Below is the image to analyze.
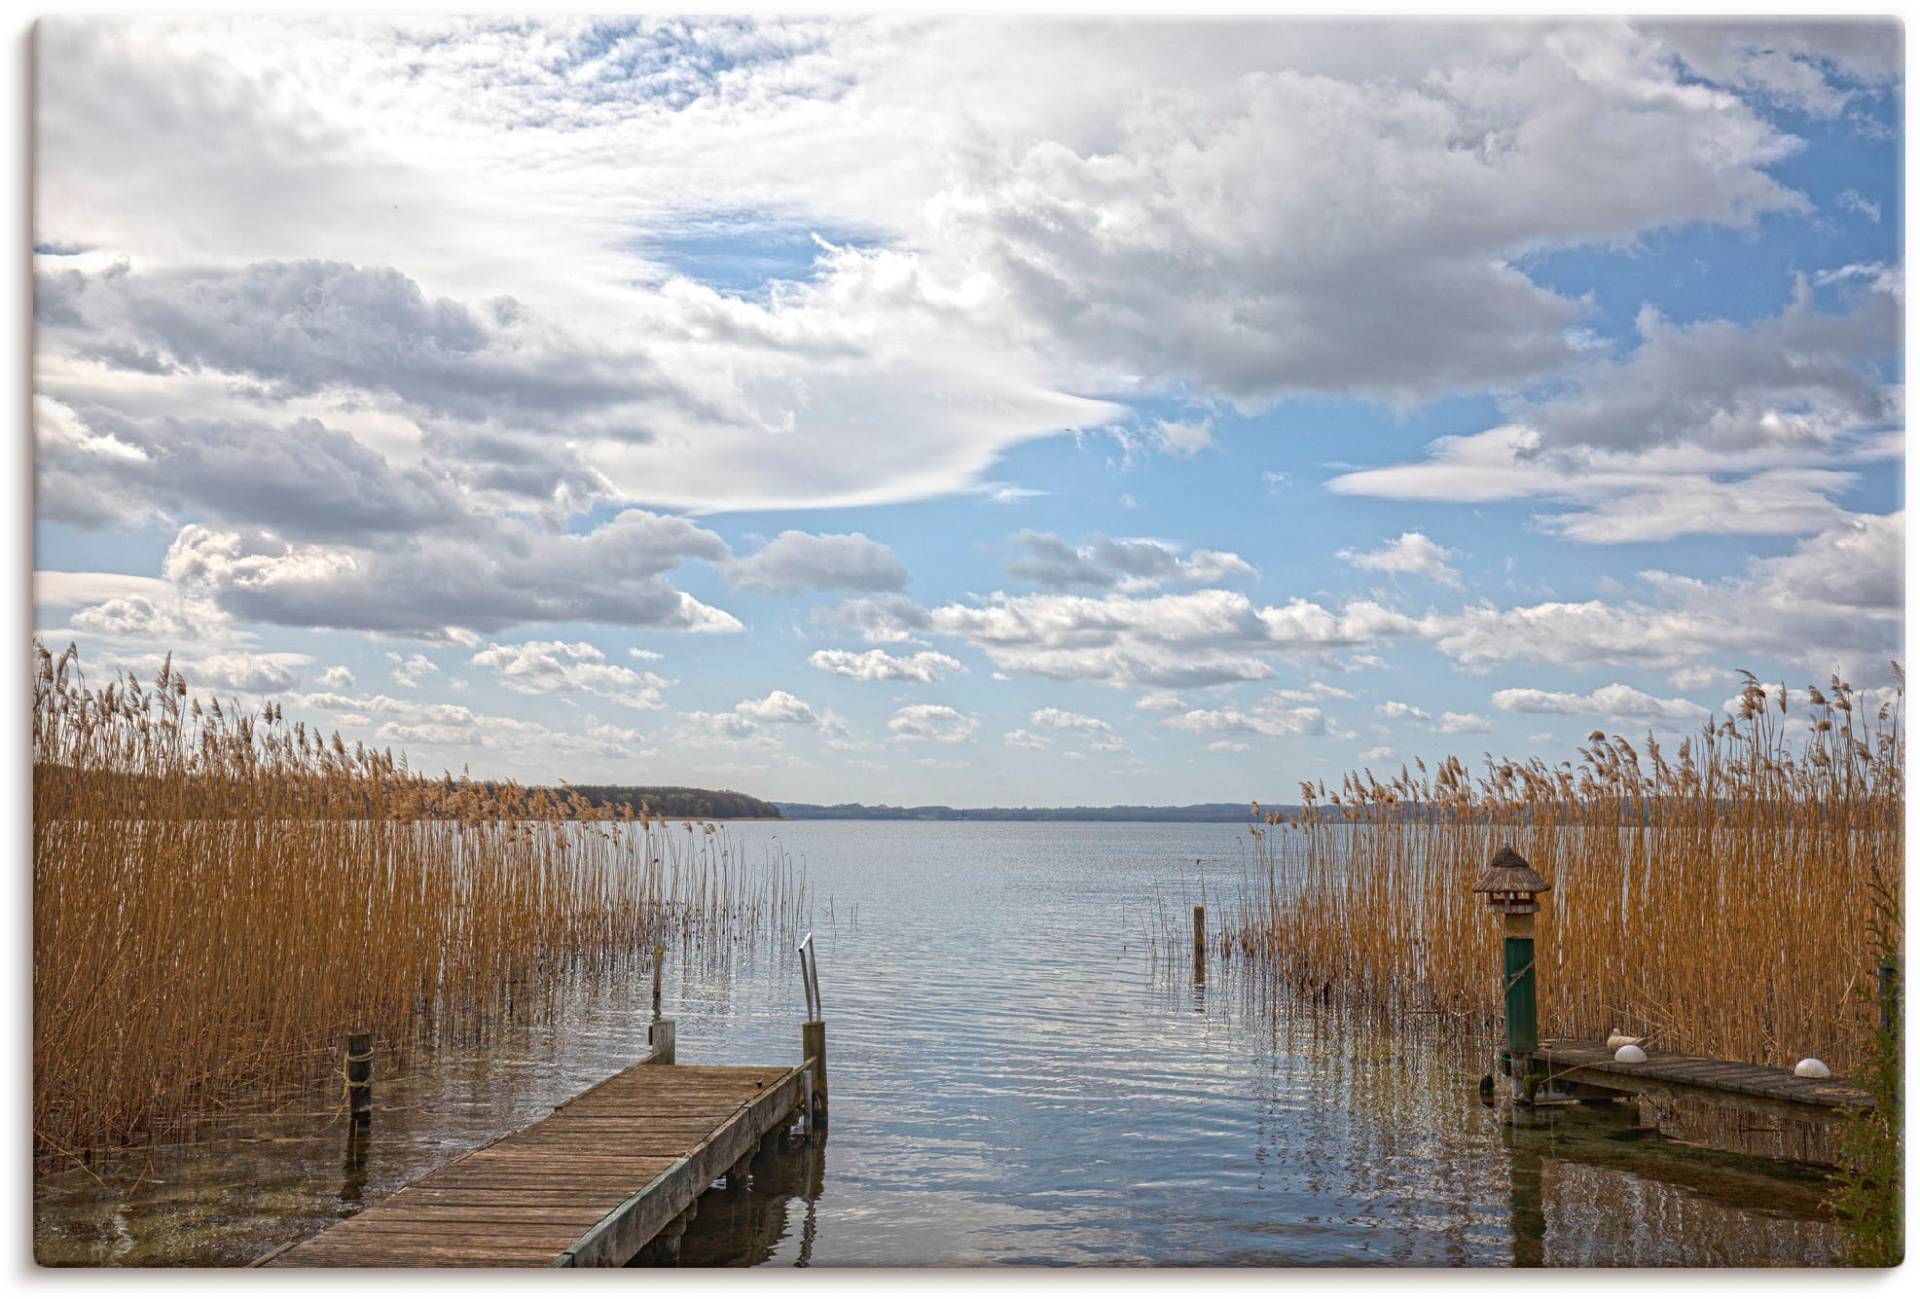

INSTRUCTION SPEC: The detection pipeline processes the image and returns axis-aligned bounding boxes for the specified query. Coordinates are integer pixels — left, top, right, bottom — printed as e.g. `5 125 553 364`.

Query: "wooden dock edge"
1538 1039 1871 1166
245 1026 682 1269
553 1060 812 1268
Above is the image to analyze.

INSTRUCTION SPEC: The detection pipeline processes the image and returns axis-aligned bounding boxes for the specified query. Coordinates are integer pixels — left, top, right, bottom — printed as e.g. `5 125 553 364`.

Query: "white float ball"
1794 1058 1832 1079
1613 1044 1648 1063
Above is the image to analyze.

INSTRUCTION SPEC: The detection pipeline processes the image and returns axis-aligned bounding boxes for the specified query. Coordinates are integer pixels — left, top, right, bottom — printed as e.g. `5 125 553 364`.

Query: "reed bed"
33 644 807 1157
1226 670 1903 1073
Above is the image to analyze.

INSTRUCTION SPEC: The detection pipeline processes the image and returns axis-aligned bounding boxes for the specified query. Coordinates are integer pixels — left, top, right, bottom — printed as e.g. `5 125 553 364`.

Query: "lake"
34 820 1841 1267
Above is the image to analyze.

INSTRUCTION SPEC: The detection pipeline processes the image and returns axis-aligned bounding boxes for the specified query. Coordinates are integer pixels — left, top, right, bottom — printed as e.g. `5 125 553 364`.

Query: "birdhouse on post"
1473 846 1551 1105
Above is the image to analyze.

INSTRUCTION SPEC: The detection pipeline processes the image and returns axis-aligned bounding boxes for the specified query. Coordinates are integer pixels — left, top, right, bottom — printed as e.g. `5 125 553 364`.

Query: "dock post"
1193 905 1206 977
652 944 664 1020
650 1017 676 1065
1472 847 1552 1107
1879 953 1903 1040
345 1031 373 1125
802 1019 828 1130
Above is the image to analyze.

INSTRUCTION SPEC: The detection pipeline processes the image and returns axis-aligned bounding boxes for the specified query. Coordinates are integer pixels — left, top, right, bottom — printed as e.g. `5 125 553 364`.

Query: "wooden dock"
1537 1038 1872 1166
255 1035 820 1267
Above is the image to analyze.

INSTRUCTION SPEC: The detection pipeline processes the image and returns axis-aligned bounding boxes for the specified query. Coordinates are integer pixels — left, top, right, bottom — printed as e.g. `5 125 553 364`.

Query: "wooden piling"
1879 953 1903 1040
650 1018 676 1066
345 1031 373 1124
801 1019 828 1128
652 944 665 1021
1192 905 1206 975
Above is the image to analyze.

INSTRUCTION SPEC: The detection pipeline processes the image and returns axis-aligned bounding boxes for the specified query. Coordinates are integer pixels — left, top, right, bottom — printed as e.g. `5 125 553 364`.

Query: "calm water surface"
35 821 1841 1267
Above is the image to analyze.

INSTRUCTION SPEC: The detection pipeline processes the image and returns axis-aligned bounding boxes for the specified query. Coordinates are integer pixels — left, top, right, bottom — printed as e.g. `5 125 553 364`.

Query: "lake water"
34 820 1842 1267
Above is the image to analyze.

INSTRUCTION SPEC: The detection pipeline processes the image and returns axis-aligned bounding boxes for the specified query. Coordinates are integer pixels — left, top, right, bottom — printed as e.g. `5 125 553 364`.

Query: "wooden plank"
554 1063 809 1268
258 1050 807 1269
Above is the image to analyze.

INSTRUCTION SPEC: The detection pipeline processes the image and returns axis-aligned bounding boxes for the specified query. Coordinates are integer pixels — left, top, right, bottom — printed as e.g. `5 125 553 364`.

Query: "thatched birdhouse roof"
1472 845 1551 896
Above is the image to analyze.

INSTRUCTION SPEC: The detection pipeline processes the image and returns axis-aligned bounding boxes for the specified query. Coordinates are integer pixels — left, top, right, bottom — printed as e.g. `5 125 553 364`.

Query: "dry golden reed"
32 643 806 1157
1227 668 1902 1073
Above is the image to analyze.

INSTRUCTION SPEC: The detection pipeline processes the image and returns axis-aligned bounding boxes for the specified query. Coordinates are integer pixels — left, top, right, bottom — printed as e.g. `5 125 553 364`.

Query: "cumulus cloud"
470 639 670 709
807 647 964 684
387 652 439 689
887 703 978 744
1421 512 1902 683
1005 531 1255 592
729 531 909 594
812 594 933 645
1337 532 1461 587
927 588 1418 689
1492 683 1711 724
677 689 821 751
1028 707 1128 752
32 16 1838 535
1329 274 1901 543
160 511 743 639
319 664 355 689
1003 728 1050 751
1165 692 1330 739
1436 711 1492 734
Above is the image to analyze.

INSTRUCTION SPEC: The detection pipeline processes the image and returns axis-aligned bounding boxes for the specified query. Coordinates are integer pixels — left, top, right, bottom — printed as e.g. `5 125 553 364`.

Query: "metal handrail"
797 931 822 1021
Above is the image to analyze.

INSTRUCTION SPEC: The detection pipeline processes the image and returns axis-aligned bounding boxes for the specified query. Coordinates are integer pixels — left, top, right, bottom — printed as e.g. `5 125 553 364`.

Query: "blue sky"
31 17 1904 804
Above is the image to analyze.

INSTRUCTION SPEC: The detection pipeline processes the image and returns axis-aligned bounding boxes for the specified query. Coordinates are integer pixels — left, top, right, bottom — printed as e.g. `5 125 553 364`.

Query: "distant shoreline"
772 801 1300 823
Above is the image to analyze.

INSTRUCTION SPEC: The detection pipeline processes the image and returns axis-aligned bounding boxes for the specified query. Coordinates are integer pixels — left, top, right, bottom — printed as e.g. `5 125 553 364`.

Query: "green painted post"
1473 846 1551 1108
1503 915 1539 1056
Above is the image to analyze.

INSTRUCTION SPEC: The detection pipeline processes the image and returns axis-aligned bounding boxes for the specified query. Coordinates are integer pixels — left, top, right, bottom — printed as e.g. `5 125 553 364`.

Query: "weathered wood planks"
257 1058 811 1268
1537 1038 1871 1166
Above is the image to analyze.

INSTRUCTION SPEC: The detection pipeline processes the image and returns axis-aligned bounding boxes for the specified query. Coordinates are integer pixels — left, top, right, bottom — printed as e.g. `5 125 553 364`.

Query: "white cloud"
1436 711 1492 734
807 647 965 684
1152 417 1213 457
470 639 670 709
887 703 978 744
1329 274 1901 544
33 16 1829 532
1337 532 1461 587
1165 693 1329 739
928 588 1417 689
1420 511 1902 683
1003 728 1050 751
1358 745 1395 762
1376 700 1431 723
1029 707 1128 752
729 531 910 594
677 690 820 752
386 652 439 689
1492 683 1709 724
1005 531 1255 591
319 664 354 688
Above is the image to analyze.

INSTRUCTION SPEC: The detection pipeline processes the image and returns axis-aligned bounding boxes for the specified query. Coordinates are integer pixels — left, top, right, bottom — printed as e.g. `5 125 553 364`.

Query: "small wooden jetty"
1537 1038 1872 1166
257 938 832 1268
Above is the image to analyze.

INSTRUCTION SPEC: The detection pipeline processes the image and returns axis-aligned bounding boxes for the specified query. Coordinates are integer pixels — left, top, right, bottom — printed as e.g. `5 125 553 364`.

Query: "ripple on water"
37 820 1843 1267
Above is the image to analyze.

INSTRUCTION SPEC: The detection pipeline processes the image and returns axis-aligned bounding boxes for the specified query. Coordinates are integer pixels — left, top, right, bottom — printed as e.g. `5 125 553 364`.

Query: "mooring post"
345 1030 373 1125
650 1017 676 1065
1192 905 1206 974
802 1019 828 1130
1879 953 1903 1041
652 943 665 1021
1471 847 1551 1107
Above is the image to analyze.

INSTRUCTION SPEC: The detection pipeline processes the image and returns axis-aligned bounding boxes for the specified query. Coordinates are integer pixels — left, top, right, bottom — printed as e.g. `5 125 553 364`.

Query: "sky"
29 15 1905 806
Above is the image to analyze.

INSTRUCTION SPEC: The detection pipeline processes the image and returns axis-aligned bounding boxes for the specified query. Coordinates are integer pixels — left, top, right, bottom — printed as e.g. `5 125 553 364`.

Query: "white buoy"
1794 1058 1832 1079
1606 1032 1643 1051
1613 1044 1648 1063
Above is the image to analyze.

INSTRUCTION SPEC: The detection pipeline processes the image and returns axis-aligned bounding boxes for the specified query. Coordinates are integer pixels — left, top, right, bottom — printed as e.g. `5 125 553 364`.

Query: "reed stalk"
32 643 806 1156
1226 669 1903 1073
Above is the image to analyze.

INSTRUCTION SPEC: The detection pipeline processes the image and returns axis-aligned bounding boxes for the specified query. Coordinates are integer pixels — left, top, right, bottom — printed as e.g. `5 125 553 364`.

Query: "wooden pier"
254 1026 823 1267
1537 1038 1872 1166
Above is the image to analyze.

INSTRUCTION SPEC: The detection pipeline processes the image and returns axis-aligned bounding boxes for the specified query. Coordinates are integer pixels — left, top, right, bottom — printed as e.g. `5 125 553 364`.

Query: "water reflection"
36 821 1845 1268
